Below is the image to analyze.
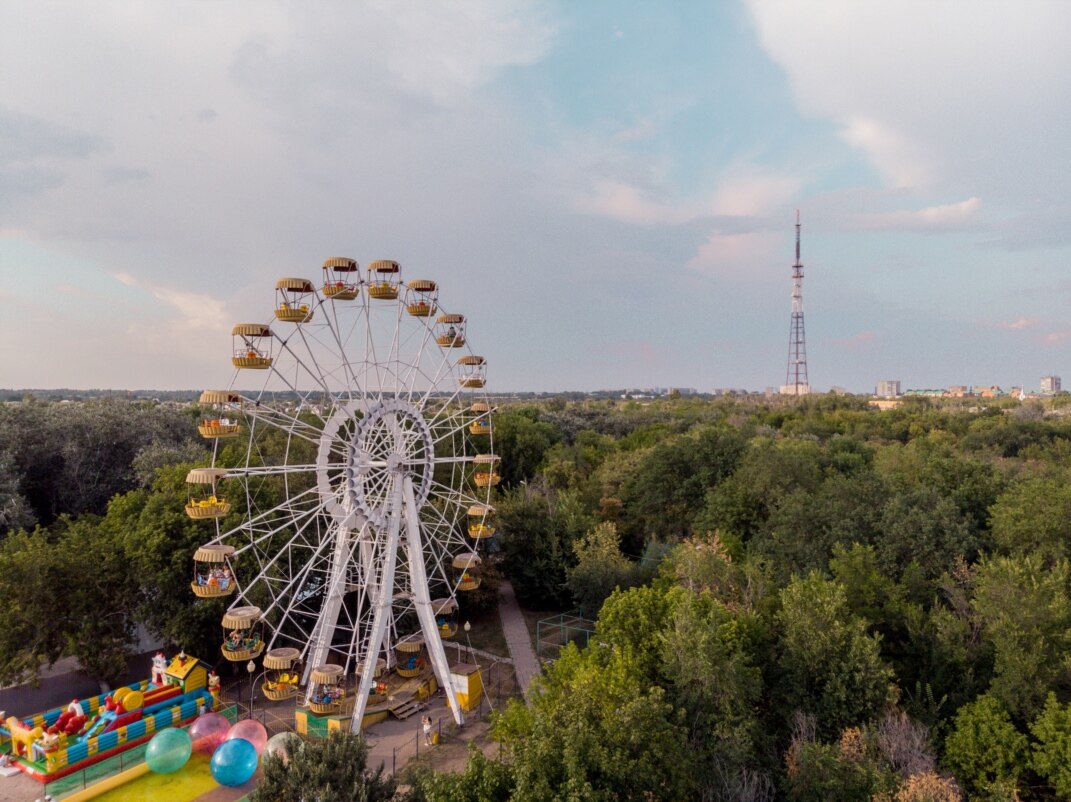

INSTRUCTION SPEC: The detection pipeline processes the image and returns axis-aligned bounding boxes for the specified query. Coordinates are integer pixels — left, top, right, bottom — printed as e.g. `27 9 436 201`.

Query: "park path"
496 580 539 698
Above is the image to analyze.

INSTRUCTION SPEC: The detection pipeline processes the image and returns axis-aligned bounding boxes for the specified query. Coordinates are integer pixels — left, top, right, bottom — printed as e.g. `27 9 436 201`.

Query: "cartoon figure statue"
152 651 168 686
208 669 221 706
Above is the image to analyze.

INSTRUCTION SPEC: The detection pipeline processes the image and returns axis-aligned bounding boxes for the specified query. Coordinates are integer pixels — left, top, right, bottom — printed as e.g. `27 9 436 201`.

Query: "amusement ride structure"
187 258 497 730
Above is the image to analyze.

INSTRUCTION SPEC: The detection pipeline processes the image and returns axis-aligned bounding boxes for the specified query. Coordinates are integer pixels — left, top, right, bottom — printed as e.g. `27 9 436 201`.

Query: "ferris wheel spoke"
249 521 342 626
426 476 486 509
227 464 321 477
218 486 323 552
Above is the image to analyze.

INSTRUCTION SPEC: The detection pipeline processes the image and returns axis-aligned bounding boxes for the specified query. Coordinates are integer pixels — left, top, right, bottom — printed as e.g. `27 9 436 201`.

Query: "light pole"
463 621 472 663
246 660 256 719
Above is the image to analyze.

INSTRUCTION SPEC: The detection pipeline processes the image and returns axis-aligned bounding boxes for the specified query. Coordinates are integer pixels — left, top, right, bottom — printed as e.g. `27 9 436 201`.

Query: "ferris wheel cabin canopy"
193 544 235 562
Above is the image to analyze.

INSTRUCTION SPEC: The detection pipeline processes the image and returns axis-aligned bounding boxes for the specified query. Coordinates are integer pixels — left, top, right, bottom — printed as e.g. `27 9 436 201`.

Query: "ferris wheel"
187 258 499 728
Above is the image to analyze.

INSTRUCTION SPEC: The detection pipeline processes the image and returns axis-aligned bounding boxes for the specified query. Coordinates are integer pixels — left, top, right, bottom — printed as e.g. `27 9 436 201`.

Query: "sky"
2 1 1070 394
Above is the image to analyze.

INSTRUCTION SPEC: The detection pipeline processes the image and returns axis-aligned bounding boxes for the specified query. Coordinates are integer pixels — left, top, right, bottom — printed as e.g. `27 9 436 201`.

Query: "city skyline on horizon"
3 2 1070 395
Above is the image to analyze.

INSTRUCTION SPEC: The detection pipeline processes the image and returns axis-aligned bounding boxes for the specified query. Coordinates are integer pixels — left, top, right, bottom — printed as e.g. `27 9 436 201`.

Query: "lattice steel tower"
784 211 810 395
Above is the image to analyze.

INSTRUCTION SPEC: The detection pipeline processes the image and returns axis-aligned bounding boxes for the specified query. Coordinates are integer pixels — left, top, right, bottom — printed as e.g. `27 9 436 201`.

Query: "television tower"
783 211 810 395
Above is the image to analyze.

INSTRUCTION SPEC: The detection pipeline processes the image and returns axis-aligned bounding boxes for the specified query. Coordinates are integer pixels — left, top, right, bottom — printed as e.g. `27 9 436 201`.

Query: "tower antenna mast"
783 211 810 395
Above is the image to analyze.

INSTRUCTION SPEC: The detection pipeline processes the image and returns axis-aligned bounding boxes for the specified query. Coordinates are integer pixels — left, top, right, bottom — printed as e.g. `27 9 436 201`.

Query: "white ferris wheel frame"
200 273 494 729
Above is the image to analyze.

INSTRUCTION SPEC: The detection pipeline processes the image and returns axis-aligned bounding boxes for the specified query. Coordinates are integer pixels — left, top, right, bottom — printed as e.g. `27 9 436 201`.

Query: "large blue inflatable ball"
145 727 193 774
210 736 258 786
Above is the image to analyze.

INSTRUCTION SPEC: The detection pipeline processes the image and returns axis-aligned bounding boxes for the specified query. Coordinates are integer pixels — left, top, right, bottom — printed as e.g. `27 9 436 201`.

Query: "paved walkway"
497 581 540 698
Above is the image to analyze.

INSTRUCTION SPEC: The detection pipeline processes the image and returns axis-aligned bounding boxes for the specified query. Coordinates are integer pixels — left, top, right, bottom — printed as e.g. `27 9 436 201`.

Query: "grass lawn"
455 604 509 657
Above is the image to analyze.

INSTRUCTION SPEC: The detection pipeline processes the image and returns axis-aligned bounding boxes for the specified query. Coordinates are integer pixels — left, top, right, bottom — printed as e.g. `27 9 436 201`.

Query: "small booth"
472 454 500 488
191 544 237 598
231 323 274 369
468 402 494 436
221 605 264 661
197 390 241 439
449 663 484 713
467 504 495 541
307 664 346 714
395 634 427 678
262 647 302 701
322 257 360 300
405 279 438 317
436 313 466 347
458 355 486 388
432 598 460 638
275 278 315 323
367 260 401 299
185 468 231 519
453 552 482 592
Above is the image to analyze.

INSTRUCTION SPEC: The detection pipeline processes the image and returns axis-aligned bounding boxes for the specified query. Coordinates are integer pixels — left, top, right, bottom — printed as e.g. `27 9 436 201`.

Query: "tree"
496 484 591 608
875 488 976 584
971 554 1071 719
989 477 1071 561
1029 693 1071 799
492 644 695 802
0 515 137 687
594 584 682 682
0 527 72 684
942 694 1028 797
776 574 895 738
491 408 561 487
659 590 766 793
251 731 395 802
566 522 644 618
405 744 514 802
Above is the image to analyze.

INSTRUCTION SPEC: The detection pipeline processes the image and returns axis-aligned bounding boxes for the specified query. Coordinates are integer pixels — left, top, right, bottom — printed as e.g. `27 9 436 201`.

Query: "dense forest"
4 394 1071 800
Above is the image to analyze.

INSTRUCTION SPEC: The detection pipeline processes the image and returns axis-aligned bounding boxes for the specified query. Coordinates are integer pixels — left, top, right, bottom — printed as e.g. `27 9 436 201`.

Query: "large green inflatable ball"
145 727 193 774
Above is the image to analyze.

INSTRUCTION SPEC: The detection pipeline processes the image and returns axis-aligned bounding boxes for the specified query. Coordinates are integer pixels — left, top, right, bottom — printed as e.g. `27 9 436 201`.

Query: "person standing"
422 715 433 746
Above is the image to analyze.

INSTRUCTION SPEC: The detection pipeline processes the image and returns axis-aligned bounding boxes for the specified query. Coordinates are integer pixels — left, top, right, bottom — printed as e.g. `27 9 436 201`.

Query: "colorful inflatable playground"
2 651 217 784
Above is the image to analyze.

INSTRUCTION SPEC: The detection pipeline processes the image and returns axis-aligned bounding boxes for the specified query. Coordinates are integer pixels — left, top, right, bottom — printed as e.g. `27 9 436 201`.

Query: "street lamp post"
463 621 472 663
246 660 256 719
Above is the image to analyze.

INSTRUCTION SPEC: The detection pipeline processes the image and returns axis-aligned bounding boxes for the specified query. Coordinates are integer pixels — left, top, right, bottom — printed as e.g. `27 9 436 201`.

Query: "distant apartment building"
875 380 901 398
778 383 812 396
946 385 969 398
1041 375 1061 394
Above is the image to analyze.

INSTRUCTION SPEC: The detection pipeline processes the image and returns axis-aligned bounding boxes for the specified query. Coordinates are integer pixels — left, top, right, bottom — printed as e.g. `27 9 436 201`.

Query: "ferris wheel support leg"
349 489 403 734
303 523 357 691
401 477 465 727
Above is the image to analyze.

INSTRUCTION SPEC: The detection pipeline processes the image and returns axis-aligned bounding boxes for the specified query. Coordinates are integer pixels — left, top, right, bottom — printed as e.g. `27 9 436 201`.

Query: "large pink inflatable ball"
264 731 302 765
225 719 269 755
188 712 230 755
145 727 192 773
210 737 258 787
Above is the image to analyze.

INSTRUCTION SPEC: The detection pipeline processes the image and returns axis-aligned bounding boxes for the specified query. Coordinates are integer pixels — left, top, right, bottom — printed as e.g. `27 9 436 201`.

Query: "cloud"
827 331 876 350
853 197 981 232
687 230 781 278
574 180 683 225
112 271 227 331
614 117 655 143
1040 330 1071 346
746 1 1071 209
710 168 801 218
103 166 150 184
990 317 1037 331
0 108 102 163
